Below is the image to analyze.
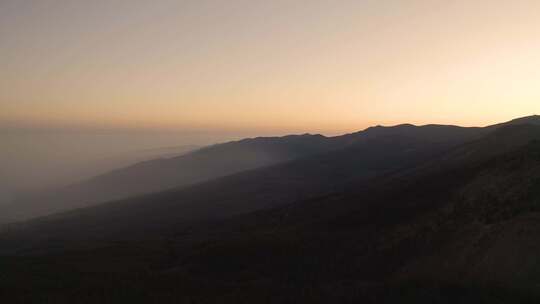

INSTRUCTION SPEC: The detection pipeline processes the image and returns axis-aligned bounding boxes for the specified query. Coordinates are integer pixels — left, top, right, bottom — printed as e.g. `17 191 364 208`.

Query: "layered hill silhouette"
1 121 490 223
2 115 540 303
2 117 539 240
1 133 337 223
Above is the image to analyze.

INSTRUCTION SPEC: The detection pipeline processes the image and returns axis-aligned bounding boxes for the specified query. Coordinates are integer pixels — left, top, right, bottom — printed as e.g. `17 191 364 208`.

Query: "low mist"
0 128 246 206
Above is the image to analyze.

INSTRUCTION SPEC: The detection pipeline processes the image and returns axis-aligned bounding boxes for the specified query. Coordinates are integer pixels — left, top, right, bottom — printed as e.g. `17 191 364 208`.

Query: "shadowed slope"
2 124 540 303
7 115 539 224
3 123 540 247
2 123 489 223
3 134 334 222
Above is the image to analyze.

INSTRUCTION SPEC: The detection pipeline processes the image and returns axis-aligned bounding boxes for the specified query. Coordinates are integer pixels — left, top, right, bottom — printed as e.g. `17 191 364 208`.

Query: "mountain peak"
366 123 416 130
505 114 540 125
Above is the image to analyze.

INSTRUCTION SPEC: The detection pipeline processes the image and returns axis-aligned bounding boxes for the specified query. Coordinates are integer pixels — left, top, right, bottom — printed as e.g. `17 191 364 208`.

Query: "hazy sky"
2 0 540 135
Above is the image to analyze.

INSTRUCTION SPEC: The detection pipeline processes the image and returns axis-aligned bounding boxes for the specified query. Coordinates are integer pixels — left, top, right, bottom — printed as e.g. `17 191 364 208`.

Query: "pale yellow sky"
1 0 540 135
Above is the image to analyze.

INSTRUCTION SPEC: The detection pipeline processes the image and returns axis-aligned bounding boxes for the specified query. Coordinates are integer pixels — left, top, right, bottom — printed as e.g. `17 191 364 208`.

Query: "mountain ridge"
4 121 540 244
3 115 540 225
3 116 540 302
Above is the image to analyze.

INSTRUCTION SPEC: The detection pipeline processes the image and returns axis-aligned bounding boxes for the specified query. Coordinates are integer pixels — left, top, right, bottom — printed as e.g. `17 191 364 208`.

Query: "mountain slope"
2 123 540 303
4 119 540 238
0 120 540 303
8 115 538 225
0 129 461 242
2 134 335 223
3 122 540 244
2 123 489 224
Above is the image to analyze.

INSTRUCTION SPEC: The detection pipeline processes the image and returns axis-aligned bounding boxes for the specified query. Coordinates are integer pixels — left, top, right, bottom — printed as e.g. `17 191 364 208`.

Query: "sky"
2 0 540 135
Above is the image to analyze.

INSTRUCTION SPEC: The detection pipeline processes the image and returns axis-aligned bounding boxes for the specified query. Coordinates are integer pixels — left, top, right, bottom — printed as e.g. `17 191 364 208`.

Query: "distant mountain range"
2 115 540 303
0 119 496 223
3 116 538 224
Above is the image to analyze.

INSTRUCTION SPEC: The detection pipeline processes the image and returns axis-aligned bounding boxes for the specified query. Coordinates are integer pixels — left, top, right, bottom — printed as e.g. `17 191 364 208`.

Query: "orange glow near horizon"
2 1 540 136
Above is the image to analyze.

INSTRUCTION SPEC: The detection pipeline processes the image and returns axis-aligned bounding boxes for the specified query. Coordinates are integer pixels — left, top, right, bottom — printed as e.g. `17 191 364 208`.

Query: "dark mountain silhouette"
2 116 540 303
1 134 335 223
486 114 540 129
3 120 540 241
1 123 489 223
7 115 538 225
